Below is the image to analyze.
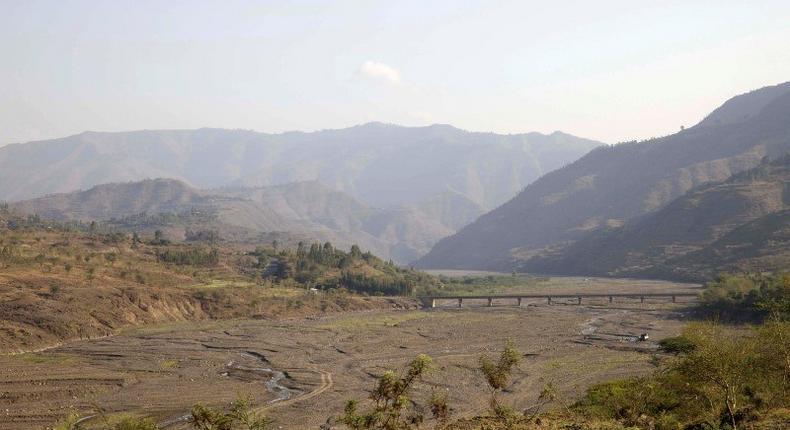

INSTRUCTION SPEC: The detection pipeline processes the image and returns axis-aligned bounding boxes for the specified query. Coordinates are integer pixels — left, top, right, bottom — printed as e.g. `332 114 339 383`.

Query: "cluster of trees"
700 272 790 320
246 241 435 296
107 210 218 229
185 229 221 244
157 247 220 266
336 272 415 296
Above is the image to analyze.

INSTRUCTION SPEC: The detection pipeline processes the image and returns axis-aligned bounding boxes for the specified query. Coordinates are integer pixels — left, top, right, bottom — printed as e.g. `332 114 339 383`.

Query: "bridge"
419 292 700 308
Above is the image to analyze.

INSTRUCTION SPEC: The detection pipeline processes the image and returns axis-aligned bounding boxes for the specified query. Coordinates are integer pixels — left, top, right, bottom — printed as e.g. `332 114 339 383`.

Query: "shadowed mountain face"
417 81 790 273
518 157 790 281
10 179 486 263
0 123 602 212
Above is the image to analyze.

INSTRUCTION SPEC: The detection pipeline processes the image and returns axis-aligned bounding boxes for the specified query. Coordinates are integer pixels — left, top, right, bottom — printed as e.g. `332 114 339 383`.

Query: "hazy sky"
2 1 790 145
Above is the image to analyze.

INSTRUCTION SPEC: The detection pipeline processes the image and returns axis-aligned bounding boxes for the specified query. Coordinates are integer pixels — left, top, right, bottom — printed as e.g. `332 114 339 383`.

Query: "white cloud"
358 61 401 84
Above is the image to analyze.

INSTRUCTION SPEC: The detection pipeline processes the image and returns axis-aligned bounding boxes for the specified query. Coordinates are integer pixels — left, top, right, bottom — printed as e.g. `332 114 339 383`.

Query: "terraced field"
0 278 700 429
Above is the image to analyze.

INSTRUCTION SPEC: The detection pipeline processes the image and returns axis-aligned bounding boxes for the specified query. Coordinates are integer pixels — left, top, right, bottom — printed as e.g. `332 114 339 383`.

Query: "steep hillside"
0 124 601 211
417 81 790 271
519 157 789 280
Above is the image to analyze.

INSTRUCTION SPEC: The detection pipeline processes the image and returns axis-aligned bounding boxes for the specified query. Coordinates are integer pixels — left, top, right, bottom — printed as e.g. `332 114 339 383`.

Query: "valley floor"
0 279 699 430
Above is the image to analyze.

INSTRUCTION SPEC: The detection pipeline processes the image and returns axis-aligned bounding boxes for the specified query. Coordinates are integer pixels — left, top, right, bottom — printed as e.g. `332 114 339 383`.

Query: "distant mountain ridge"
417 81 790 276
10 178 486 263
0 123 602 211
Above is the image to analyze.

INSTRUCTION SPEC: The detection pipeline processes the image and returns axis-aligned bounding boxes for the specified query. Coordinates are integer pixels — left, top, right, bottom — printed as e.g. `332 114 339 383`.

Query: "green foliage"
150 229 170 245
158 247 219 266
185 229 221 244
341 354 435 429
191 397 272 430
479 341 521 391
113 416 160 430
339 272 415 296
249 241 436 296
701 272 790 320
575 320 790 430
657 336 696 355
429 391 450 425
52 411 81 430
479 341 522 427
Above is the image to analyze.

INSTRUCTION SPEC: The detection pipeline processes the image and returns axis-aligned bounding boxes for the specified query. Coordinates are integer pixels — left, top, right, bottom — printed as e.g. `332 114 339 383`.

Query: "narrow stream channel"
159 351 302 427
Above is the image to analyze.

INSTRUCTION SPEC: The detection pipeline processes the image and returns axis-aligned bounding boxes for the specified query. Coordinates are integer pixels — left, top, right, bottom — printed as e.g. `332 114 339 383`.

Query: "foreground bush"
700 272 790 320
575 320 790 430
53 397 270 430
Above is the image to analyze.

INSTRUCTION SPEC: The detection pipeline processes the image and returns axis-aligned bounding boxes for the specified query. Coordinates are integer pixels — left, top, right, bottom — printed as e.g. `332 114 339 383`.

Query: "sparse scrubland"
5 202 789 430
0 207 425 353
42 274 789 430
332 274 790 430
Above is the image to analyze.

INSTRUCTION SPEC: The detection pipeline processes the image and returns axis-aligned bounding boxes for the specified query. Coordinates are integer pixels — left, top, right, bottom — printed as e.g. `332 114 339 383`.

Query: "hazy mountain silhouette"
0 123 602 211
10 178 486 263
417 81 790 274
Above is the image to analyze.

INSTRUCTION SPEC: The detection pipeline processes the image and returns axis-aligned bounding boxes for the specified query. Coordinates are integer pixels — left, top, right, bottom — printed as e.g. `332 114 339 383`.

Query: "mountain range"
517 156 789 280
0 123 602 262
416 81 790 279
5 82 788 280
9 178 486 263
0 123 601 210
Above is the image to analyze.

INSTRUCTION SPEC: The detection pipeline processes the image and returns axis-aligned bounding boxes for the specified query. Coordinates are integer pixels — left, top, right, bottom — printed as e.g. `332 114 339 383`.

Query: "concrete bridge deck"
420 292 699 308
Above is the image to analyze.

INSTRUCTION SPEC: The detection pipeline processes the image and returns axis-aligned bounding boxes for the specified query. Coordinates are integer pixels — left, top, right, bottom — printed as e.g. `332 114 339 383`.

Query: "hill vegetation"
0 206 432 353
10 178 486 263
418 81 790 277
519 155 790 281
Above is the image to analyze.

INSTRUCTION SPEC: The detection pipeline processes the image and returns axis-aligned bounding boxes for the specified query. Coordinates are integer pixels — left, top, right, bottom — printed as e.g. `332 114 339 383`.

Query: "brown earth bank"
0 279 699 430
0 218 428 355
0 275 418 355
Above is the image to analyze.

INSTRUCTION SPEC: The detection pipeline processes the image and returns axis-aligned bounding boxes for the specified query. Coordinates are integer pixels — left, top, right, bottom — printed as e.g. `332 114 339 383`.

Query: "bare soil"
0 279 699 430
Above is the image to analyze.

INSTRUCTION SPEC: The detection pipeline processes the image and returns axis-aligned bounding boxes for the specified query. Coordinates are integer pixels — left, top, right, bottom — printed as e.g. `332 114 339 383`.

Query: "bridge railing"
418 292 699 308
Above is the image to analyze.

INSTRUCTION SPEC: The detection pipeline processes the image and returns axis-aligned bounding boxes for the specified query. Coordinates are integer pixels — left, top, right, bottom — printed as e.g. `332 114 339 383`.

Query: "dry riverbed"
0 279 699 429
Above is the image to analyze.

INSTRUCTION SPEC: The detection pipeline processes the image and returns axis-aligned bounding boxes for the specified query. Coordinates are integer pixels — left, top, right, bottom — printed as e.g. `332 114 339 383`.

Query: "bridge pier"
487 297 493 307
547 296 552 305
577 297 582 305
640 296 645 303
431 298 436 308
458 298 463 308
609 296 613 303
517 297 522 307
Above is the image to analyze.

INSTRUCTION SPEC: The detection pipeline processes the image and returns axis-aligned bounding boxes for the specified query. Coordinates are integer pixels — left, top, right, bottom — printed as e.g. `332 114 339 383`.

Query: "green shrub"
657 336 696 355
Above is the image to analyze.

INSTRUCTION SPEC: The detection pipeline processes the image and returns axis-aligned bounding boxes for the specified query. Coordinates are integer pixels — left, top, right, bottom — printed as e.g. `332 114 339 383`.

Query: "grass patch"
188 279 258 289
159 359 180 369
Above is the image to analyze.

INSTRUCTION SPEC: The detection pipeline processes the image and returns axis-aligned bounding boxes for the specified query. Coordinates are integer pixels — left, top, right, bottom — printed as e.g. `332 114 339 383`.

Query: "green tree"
191 397 272 430
479 340 522 425
341 354 435 430
674 322 757 430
